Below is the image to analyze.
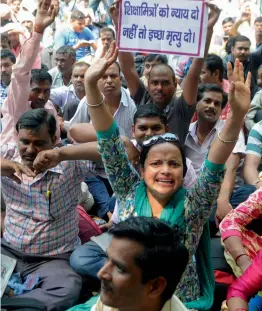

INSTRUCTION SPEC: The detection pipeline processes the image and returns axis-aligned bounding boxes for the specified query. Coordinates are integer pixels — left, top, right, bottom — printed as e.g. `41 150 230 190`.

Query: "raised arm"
1 0 58 145
83 42 141 198
182 3 221 106
110 0 140 97
208 59 251 165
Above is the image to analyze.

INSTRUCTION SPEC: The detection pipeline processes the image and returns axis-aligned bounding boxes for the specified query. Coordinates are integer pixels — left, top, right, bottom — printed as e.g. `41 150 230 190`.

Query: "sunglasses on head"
143 133 179 147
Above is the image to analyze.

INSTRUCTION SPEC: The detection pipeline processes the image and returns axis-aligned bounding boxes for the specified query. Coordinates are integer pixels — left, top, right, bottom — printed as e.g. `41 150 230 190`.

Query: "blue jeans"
85 177 114 219
89 0 113 24
70 241 106 280
209 185 256 237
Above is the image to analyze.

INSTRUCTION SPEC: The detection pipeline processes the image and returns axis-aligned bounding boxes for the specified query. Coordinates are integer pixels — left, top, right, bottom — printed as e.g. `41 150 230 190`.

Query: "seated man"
1 108 100 310
184 84 251 235
243 120 262 189
1 4 60 144
54 10 97 61
64 62 136 138
68 217 189 311
48 46 76 88
50 61 90 120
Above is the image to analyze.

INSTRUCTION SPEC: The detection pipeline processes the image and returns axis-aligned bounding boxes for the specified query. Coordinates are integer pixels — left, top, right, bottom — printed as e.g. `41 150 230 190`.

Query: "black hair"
70 10 86 20
16 108 56 138
144 54 168 65
0 48 16 64
204 54 224 82
109 217 189 303
133 103 167 126
140 137 188 177
225 37 235 55
255 16 262 24
222 17 233 25
231 35 251 47
197 83 228 110
56 46 76 59
100 27 115 40
30 69 52 85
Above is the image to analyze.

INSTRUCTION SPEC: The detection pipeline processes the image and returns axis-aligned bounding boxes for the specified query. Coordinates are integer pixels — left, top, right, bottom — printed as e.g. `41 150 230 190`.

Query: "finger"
238 61 244 83
108 46 118 65
227 62 233 81
245 71 251 89
233 58 240 79
19 166 36 177
100 44 107 58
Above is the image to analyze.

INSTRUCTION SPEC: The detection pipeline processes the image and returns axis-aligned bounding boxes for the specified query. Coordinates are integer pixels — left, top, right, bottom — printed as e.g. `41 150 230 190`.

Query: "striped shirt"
246 120 262 158
1 143 95 256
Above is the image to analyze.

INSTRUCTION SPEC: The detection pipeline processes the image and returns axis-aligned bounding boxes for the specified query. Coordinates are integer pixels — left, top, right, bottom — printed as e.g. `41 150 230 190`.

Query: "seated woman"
227 250 262 311
219 189 262 310
70 42 251 310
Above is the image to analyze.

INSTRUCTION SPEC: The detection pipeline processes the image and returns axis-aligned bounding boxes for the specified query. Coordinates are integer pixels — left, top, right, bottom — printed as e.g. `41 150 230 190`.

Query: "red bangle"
235 253 248 263
34 25 44 34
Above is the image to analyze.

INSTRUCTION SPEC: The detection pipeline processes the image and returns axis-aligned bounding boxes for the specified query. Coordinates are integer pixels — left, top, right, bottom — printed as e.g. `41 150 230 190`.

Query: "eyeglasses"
143 133 179 147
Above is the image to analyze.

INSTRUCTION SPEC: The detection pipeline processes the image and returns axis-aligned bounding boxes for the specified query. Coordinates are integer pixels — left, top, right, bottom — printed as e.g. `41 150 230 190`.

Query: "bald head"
148 64 177 109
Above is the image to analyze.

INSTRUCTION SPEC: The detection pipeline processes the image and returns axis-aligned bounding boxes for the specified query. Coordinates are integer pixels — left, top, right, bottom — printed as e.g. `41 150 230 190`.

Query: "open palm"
85 41 118 84
35 0 58 31
227 58 251 115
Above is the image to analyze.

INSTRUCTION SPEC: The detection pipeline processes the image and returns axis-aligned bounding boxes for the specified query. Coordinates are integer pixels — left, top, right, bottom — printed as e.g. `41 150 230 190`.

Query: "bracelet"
87 94 105 107
235 253 248 263
217 132 238 143
34 25 44 34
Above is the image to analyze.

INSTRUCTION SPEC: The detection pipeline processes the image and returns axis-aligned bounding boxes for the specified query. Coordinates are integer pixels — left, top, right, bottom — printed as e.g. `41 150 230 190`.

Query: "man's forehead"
31 80 51 88
150 65 173 78
101 31 113 37
73 65 88 74
202 90 223 100
234 41 250 47
136 116 164 126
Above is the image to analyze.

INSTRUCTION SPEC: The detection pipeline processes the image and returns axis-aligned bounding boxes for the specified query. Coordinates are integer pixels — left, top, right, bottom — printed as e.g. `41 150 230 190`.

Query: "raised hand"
206 2 221 29
33 149 61 174
85 41 118 85
109 0 120 30
1 160 36 183
227 58 251 117
35 0 59 33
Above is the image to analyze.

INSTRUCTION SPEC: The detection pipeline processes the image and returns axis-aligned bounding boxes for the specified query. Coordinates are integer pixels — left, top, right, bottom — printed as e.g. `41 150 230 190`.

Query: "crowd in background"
0 0 262 310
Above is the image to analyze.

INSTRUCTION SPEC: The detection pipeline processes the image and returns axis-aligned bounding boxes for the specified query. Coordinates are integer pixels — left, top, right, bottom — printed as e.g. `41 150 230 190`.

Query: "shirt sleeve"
84 27 95 40
245 91 262 132
184 159 225 256
132 80 150 107
220 189 262 241
50 87 65 108
227 250 262 302
232 129 246 156
246 122 262 158
64 97 90 131
0 32 42 145
97 121 140 201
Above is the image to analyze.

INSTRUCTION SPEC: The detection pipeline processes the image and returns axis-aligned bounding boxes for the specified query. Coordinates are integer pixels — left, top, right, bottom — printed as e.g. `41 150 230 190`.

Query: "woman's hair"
110 217 189 303
139 138 188 177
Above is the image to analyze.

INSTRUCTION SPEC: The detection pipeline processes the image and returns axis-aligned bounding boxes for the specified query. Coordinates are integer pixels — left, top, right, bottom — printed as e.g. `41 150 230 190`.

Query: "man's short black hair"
70 10 86 21
222 17 233 25
255 16 262 24
197 83 228 109
100 27 115 40
0 49 16 64
133 103 167 125
30 69 52 85
109 217 189 304
232 35 251 47
204 54 224 82
144 54 168 65
16 108 56 138
56 46 76 59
